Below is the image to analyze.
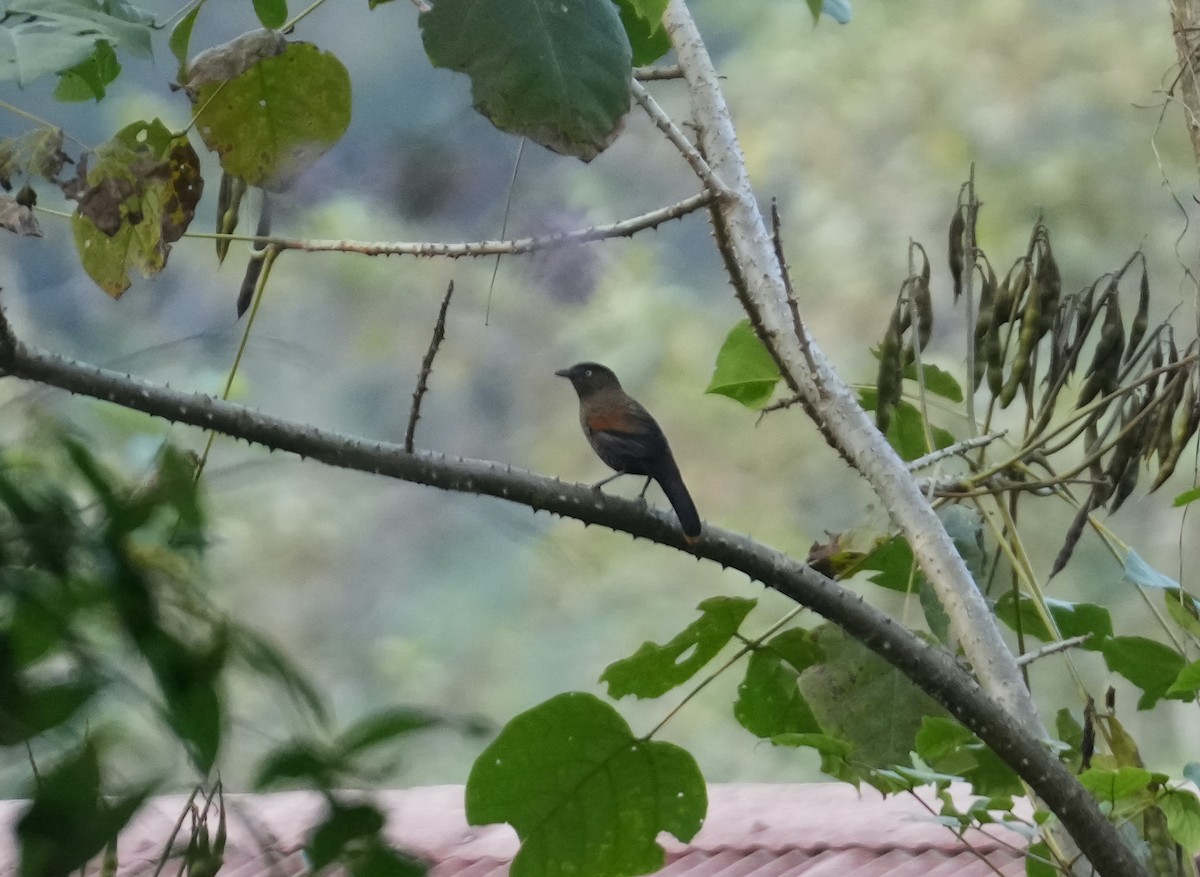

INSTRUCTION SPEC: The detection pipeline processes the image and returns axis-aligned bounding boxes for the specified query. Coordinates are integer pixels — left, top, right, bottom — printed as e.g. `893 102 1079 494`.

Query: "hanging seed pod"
1084 414 1116 513
1052 500 1093 579
993 259 1025 328
999 268 1043 408
1077 294 1125 407
876 297 906 432
1151 378 1199 491
1034 233 1062 339
215 173 246 265
911 244 933 353
1125 262 1150 363
1108 440 1144 513
973 259 997 389
948 205 966 301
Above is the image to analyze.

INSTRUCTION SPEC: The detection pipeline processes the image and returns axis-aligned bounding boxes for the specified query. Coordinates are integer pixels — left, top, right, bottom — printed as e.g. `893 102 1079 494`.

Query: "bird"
555 362 702 541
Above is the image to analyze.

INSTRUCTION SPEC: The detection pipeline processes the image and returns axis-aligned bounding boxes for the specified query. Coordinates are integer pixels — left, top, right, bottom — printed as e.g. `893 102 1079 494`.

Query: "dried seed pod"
911 244 933 352
993 259 1025 328
1052 499 1093 578
1125 262 1150 363
948 205 965 301
876 298 906 432
1077 295 1125 407
1151 378 1199 490
973 259 997 389
999 269 1043 408
1034 234 1062 339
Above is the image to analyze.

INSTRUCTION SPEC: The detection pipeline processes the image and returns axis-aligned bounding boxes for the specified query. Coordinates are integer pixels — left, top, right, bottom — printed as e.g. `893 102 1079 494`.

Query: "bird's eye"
584 368 592 377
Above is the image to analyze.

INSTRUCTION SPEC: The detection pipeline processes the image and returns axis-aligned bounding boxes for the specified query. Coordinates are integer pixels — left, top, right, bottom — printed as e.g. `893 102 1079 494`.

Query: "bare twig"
630 80 731 196
198 191 716 258
1014 635 1092 667
770 201 818 376
635 64 684 81
406 281 454 453
907 431 1008 472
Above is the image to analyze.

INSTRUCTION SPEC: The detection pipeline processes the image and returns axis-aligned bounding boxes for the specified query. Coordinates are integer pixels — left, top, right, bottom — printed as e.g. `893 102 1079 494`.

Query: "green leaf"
70 119 203 297
345 842 426 877
1161 788 1200 854
189 38 351 191
169 2 203 75
420 0 631 161
1101 636 1187 710
706 319 781 408
613 0 669 65
1173 487 1200 507
734 628 823 738
230 627 328 724
254 740 344 790
308 802 386 871
1164 589 1200 639
854 534 916 592
1026 840 1056 877
335 707 443 756
914 718 1022 797
0 675 98 745
902 361 963 402
253 0 287 28
798 624 947 768
1078 767 1153 802
17 741 153 877
466 692 705 877
53 40 121 102
1166 660 1200 699
602 597 756 699
1047 598 1112 649
0 0 152 87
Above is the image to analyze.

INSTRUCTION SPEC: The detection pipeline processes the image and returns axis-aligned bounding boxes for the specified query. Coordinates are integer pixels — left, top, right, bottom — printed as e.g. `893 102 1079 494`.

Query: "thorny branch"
202 190 717 258
406 281 454 453
0 311 1144 877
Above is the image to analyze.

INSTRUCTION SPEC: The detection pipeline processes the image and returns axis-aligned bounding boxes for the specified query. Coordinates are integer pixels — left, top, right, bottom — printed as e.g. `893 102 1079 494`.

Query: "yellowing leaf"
190 39 351 191
70 119 202 297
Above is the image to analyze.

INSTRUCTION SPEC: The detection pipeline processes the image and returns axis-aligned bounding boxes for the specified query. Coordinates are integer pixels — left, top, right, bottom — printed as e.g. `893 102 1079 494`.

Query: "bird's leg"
592 472 625 490
638 477 652 500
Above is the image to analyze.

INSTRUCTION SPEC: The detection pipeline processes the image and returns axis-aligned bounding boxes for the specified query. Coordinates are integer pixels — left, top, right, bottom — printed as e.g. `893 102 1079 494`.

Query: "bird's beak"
554 367 571 378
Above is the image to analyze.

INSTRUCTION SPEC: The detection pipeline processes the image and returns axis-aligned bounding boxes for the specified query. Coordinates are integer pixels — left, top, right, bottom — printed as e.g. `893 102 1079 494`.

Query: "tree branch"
199 191 716 258
0 327 1143 877
662 0 1044 739
406 281 453 453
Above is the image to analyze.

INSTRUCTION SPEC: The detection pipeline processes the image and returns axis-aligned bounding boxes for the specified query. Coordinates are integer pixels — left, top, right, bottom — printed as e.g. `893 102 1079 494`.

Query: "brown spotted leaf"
0 127 70 190
0 194 42 236
70 119 203 297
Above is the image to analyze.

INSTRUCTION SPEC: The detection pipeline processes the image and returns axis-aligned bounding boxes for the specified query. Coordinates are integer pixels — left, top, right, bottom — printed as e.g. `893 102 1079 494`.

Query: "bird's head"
555 362 622 397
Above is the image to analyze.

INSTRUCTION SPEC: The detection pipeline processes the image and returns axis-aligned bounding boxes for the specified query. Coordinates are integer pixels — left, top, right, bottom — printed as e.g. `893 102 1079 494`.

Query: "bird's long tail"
653 457 701 540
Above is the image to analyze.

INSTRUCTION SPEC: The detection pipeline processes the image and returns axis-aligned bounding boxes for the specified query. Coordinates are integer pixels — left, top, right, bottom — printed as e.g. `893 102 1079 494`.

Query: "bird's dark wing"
584 403 670 474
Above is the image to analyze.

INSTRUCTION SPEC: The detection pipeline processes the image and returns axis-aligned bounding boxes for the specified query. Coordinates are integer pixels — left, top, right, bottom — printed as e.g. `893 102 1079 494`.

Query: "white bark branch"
662 0 1042 734
200 191 716 258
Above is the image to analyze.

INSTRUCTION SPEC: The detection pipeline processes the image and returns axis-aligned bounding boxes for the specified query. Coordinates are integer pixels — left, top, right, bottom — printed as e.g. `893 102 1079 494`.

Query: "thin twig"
770 201 818 375
193 191 716 258
907 431 1008 472
635 64 684 81
406 281 454 453
486 138 525 324
630 80 730 196
151 786 201 877
1014 635 1092 667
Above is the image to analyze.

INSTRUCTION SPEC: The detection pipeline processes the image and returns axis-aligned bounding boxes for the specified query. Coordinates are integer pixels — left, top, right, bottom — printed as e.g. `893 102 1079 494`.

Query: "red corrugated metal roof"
0 783 1032 877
